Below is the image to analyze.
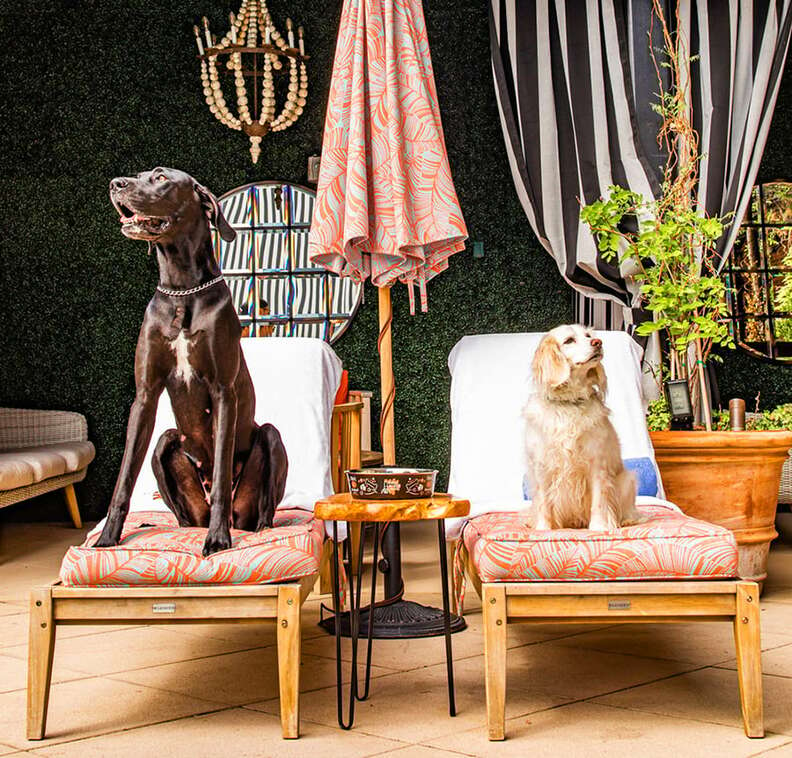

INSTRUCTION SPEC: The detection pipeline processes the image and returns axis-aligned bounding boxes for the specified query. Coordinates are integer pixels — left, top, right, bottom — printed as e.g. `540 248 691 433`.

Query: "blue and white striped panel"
219 188 253 227
289 186 315 226
256 230 288 271
256 275 290 320
292 275 326 320
256 185 287 226
291 229 311 269
226 276 255 319
217 230 254 273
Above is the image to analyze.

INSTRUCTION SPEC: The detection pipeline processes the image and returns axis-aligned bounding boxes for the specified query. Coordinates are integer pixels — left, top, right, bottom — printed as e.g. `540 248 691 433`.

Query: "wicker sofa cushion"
0 441 95 490
59 508 323 586
463 503 738 582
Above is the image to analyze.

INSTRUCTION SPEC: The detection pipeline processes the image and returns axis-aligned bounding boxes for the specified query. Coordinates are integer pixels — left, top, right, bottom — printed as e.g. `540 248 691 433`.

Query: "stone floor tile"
110 648 391 706
247 653 572 743
751 741 792 757
369 747 470 758
0 676 225 749
3 626 247 677
302 605 615 672
717 643 792 678
554 622 792 666
484 639 698 701
26 706 404 758
0 654 89 694
594 667 792 736
0 614 142 649
425 701 791 756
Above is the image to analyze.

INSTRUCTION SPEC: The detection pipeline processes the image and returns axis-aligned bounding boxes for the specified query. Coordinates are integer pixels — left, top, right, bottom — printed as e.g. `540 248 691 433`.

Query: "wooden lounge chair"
27 338 361 741
446 332 762 741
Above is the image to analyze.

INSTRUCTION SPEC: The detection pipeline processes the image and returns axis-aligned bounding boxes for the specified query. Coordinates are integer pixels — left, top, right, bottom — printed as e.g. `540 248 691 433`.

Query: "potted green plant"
580 2 792 584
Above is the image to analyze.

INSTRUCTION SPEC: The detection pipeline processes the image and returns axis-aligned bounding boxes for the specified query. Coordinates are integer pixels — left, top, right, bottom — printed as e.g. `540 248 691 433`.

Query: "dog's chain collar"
156 275 225 297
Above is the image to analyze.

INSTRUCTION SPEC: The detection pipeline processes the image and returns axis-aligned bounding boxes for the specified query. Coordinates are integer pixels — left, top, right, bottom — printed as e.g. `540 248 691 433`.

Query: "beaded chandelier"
194 0 308 164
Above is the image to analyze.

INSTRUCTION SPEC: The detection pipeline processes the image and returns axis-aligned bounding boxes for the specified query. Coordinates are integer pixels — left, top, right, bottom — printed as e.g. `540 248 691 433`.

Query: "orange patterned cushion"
60 509 322 586
463 504 738 582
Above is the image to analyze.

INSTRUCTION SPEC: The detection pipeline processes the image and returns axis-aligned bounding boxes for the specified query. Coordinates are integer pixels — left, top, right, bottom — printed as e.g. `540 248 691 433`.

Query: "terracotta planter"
650 430 792 583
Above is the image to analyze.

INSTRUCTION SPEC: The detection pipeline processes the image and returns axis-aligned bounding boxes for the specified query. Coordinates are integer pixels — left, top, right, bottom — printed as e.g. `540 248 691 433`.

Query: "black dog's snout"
110 177 130 191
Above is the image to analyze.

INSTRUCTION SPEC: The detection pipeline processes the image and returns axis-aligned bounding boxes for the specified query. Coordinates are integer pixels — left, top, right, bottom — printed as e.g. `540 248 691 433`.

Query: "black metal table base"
326 519 458 729
319 595 467 638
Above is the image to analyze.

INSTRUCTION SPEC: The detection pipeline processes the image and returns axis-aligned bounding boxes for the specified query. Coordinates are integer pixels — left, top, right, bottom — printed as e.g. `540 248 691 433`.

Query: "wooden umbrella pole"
378 285 396 465
377 285 402 601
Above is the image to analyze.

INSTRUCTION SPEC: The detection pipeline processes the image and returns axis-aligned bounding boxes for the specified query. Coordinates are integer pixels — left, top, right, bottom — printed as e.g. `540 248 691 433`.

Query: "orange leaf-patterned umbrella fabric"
308 0 467 313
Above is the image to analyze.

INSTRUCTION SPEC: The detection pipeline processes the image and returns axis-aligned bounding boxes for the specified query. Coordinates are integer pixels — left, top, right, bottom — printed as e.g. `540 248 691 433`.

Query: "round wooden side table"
314 492 470 729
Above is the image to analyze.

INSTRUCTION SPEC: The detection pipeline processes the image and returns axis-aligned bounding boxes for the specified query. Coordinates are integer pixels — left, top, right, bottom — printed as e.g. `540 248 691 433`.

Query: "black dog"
96 167 288 555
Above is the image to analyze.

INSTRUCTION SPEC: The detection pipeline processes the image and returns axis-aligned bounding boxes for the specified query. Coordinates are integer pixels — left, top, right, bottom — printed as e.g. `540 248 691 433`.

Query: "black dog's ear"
194 182 236 242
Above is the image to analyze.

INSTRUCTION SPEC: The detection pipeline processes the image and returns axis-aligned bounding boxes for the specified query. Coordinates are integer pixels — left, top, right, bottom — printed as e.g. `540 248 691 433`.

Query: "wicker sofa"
0 408 95 527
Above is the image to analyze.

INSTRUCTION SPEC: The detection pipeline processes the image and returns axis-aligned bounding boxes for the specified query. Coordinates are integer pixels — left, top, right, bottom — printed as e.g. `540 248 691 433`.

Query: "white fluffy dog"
524 324 643 531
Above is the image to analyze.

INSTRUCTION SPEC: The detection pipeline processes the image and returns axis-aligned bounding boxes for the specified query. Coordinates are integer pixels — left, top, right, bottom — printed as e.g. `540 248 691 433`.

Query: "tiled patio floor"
2 517 792 756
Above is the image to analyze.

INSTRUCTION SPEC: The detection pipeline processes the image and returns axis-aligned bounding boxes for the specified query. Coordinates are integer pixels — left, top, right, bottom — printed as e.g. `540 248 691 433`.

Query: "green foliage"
646 397 672 431
749 403 792 431
580 185 734 364
645 396 792 431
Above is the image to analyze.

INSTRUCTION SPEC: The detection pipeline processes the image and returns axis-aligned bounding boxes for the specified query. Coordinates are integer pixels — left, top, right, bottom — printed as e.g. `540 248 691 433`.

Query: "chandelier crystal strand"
194 0 307 163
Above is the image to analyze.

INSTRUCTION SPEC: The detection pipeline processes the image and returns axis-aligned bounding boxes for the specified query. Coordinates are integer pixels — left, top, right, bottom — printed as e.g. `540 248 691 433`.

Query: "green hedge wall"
3 1 789 522
0 0 570 520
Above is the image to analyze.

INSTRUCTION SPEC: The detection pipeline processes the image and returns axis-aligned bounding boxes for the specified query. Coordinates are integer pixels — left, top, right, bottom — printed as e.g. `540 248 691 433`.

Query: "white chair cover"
446 331 663 539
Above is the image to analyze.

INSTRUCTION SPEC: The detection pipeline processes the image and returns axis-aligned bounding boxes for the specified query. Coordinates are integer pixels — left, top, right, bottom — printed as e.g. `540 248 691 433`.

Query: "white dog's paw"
588 515 619 532
534 515 552 531
620 513 649 527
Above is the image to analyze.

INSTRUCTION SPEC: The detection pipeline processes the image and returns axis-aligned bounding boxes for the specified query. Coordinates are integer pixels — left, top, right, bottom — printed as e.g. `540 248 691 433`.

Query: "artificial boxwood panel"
0 0 570 520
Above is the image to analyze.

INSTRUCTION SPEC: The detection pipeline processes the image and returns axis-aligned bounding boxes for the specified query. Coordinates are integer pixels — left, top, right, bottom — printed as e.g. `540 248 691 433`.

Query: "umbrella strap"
406 274 429 315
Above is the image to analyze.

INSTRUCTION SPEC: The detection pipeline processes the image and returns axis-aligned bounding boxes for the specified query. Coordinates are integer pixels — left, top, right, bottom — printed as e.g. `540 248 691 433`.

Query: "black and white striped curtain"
491 0 792 330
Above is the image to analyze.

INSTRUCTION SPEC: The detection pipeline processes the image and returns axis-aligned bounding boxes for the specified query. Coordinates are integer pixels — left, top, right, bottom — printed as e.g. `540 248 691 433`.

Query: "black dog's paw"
93 534 120 548
203 528 232 556
94 518 123 548
255 512 275 532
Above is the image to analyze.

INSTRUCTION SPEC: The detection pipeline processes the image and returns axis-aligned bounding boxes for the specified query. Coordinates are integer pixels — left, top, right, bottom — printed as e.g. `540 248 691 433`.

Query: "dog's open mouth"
114 200 171 239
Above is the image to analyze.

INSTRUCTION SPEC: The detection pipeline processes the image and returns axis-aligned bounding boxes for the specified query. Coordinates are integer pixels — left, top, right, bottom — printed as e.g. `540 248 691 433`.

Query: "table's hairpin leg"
331 521 351 728
357 522 379 701
437 518 456 716
332 520 370 729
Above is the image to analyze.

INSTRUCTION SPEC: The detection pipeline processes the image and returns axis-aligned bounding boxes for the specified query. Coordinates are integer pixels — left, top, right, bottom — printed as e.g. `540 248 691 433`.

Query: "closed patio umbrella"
309 0 467 635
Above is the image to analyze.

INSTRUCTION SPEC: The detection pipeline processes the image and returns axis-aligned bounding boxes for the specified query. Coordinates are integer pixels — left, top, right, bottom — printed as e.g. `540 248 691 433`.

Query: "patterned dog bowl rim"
345 468 438 499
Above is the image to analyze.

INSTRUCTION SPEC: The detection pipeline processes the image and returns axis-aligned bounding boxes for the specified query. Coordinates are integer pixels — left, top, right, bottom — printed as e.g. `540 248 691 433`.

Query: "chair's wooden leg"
349 523 362 576
734 581 763 738
277 584 301 739
27 587 56 740
319 541 333 596
63 484 82 529
483 584 507 741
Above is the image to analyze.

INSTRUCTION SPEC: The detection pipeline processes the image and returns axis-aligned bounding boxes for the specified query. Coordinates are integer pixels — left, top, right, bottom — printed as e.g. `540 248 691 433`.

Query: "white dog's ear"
588 363 608 398
533 335 570 389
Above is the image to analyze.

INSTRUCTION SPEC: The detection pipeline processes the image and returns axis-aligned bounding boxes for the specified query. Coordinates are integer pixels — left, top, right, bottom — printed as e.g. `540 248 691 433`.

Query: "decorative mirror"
724 181 792 362
213 181 363 342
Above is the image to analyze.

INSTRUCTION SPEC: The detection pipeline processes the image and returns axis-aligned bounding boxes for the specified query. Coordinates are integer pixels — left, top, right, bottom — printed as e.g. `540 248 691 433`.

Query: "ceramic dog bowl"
345 468 437 500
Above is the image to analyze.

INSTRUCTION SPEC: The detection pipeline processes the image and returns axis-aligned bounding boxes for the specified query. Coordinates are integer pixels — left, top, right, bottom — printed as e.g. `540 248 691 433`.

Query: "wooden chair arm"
331 402 363 493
